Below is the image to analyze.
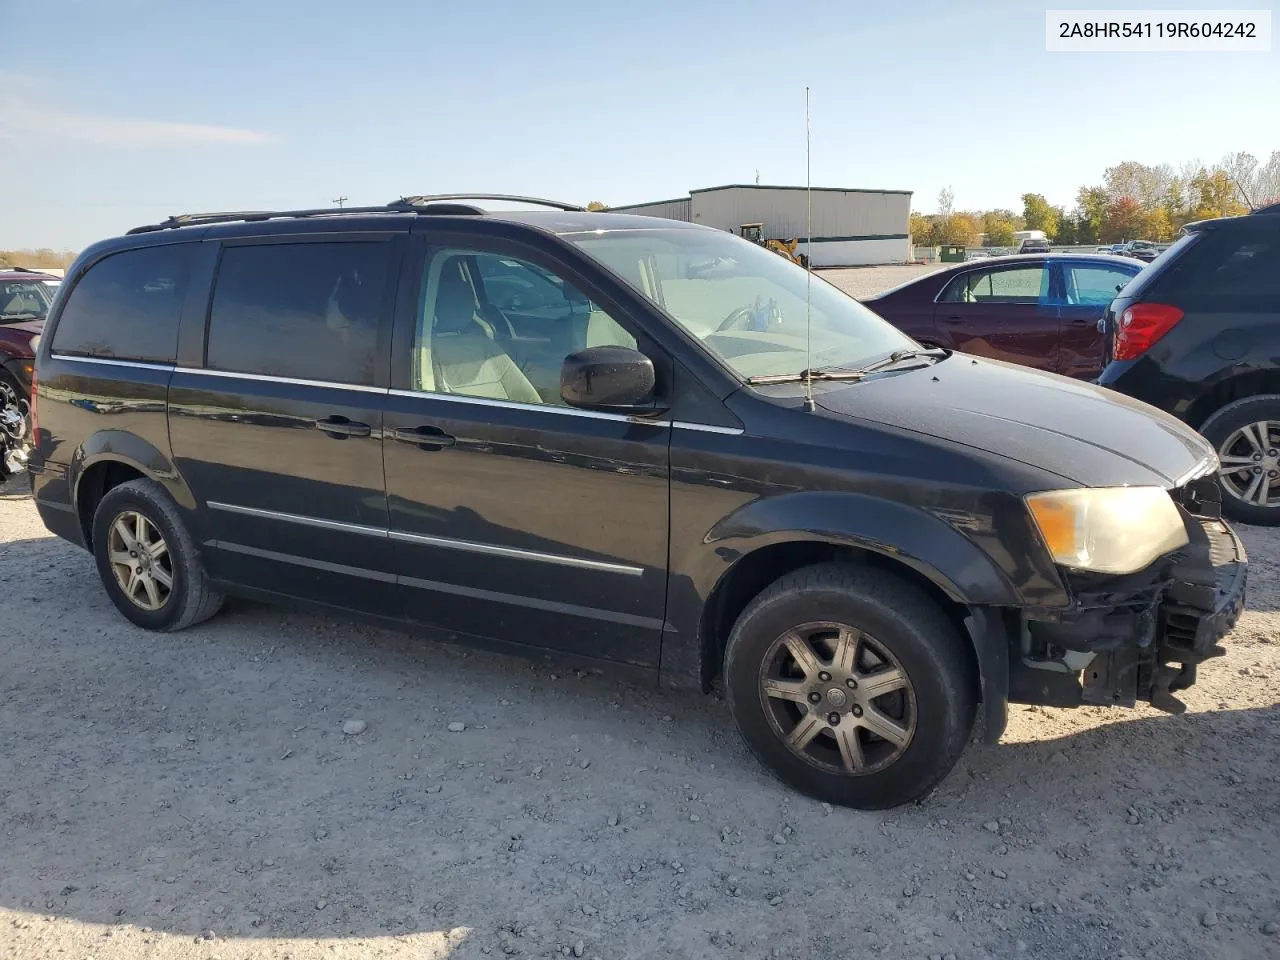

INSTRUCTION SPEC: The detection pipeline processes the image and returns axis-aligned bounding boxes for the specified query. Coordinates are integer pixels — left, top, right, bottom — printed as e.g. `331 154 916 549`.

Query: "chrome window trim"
386 387 741 433
50 353 176 371
388 529 644 576
50 357 741 433
386 387 662 424
206 500 645 576
175 366 388 395
674 422 744 436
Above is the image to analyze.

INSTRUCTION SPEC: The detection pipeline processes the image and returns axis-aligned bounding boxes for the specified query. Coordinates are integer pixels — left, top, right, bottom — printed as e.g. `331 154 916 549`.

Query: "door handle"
392 425 456 449
314 416 371 438
943 315 965 323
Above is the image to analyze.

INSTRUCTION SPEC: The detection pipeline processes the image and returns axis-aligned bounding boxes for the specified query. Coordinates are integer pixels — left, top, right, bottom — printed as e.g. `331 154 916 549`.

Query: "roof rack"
393 193 586 212
126 194 585 234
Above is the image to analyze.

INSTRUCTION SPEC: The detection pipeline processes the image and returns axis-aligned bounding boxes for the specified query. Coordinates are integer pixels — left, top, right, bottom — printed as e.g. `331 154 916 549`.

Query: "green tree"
1189 170 1248 221
1144 206 1175 242
1021 193 1059 239
909 211 939 246
1054 215 1079 246
981 210 1016 247
1074 187 1108 244
940 212 981 246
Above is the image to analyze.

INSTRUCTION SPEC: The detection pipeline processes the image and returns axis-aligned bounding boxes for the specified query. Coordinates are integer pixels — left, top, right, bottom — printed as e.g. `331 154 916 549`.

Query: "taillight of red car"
1112 303 1184 361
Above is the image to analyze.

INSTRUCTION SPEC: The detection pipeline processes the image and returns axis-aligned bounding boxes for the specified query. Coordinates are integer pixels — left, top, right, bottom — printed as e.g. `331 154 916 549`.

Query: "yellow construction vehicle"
739 223 809 269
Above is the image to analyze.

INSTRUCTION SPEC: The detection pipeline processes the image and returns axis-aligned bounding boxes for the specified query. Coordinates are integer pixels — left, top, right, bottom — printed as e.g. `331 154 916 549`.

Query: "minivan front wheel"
724 564 976 809
91 478 224 631
1200 395 1280 526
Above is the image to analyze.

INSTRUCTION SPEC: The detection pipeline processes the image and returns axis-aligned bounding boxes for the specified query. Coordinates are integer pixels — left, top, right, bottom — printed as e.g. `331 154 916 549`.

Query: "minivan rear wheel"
723 563 976 809
1200 395 1280 526
91 478 224 630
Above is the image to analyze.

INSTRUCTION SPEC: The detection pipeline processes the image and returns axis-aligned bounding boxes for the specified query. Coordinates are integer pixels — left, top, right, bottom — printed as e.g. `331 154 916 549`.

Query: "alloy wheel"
1217 420 1280 509
757 621 916 775
107 510 173 611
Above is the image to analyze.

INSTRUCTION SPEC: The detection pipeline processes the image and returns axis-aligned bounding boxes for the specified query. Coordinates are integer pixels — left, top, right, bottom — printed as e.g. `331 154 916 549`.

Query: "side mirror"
560 346 663 414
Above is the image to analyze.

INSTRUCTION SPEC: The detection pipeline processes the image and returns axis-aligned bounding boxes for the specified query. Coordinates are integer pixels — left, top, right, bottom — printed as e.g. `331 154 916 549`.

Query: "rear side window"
51 244 192 362
1113 232 1197 301
940 266 1050 304
206 242 389 386
1147 229 1280 308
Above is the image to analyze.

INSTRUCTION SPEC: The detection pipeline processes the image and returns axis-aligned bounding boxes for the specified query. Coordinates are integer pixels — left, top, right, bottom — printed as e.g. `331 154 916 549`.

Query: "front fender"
694 490 1022 608
659 491 1044 725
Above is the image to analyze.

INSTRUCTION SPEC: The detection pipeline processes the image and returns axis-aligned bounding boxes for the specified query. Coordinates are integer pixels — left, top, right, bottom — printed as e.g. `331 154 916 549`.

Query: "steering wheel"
716 297 783 332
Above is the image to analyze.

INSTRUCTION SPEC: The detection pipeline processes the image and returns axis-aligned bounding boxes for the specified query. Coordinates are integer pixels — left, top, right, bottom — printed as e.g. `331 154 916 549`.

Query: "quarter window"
413 248 637 405
206 242 389 386
941 267 1050 305
50 244 193 362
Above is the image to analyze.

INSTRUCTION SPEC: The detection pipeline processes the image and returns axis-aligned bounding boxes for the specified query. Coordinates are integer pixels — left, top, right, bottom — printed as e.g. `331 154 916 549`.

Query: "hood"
0 317 44 352
814 354 1214 488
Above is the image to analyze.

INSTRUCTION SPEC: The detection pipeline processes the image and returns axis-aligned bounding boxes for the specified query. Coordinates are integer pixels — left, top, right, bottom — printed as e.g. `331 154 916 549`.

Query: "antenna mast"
803 86 815 412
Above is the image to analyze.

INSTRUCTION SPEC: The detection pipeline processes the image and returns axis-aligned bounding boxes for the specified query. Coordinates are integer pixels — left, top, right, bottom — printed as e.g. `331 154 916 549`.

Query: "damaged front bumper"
0 381 31 480
1010 478 1247 715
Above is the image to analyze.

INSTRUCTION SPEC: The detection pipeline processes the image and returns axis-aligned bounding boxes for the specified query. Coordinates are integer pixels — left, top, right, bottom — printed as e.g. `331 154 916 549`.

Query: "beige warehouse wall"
690 187 909 240
603 199 692 221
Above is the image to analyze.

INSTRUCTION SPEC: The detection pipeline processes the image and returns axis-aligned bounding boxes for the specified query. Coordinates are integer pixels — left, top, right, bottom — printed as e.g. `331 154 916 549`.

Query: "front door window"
414 248 638 405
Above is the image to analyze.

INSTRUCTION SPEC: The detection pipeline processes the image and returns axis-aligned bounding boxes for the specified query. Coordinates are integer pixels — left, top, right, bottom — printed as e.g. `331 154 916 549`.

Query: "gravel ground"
819 264 948 301
3 274 1280 959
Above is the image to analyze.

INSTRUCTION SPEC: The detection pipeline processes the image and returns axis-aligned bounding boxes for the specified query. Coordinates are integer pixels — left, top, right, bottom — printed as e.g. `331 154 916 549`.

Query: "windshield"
0 280 53 321
564 228 916 380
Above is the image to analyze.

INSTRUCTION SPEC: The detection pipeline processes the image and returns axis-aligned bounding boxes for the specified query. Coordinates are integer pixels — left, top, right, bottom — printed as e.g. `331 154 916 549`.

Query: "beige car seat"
426 262 541 405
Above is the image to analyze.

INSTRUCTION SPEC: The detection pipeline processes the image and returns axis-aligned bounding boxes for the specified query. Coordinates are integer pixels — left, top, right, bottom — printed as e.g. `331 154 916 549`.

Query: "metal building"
609 184 912 267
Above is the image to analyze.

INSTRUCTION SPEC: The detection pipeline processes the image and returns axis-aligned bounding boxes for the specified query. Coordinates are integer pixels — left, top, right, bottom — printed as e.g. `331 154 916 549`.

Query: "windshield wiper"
0 312 45 322
746 348 944 385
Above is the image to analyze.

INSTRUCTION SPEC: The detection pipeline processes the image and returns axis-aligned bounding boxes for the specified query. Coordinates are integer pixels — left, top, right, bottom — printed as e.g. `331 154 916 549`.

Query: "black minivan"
29 196 1247 809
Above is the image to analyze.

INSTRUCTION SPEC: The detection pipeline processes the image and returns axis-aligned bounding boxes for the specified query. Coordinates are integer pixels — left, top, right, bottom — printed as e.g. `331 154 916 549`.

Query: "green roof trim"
798 234 909 243
606 197 691 211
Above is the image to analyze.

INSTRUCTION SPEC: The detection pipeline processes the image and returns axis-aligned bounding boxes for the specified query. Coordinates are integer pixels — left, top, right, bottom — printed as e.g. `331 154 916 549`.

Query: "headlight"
1025 487 1188 575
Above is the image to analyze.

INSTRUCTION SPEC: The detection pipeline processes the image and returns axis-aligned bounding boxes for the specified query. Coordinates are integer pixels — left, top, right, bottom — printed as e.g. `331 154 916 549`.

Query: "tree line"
0 248 78 270
910 150 1280 248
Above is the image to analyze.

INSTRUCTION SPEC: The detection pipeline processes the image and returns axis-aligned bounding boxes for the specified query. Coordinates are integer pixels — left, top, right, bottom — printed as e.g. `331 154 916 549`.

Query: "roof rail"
126 205 401 235
126 194 586 234
1252 201 1280 215
393 193 586 212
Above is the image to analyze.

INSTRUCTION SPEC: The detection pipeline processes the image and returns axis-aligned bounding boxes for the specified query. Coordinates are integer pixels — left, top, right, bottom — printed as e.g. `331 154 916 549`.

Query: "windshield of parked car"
0 280 53 322
565 228 916 380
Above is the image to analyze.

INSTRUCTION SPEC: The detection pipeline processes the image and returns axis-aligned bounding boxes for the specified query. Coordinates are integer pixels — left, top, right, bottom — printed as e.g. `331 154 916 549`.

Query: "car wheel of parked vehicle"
91 479 224 630
723 563 976 809
1199 395 1280 526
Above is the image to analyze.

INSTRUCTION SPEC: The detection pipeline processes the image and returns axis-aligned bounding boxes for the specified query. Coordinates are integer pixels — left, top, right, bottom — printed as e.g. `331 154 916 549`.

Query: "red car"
0 268 57 477
861 254 1145 379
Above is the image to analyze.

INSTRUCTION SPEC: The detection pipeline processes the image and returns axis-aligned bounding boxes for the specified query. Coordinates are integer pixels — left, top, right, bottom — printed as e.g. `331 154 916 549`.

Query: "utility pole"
332 195 348 209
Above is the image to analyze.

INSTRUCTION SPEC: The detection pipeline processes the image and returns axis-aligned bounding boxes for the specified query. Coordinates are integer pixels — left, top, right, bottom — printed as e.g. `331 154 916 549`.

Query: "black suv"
1098 203 1280 525
30 195 1246 809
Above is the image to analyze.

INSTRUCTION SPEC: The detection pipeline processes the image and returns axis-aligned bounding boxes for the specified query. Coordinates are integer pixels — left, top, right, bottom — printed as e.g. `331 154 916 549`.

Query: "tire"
1199 395 1280 526
723 563 977 809
91 478 224 631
